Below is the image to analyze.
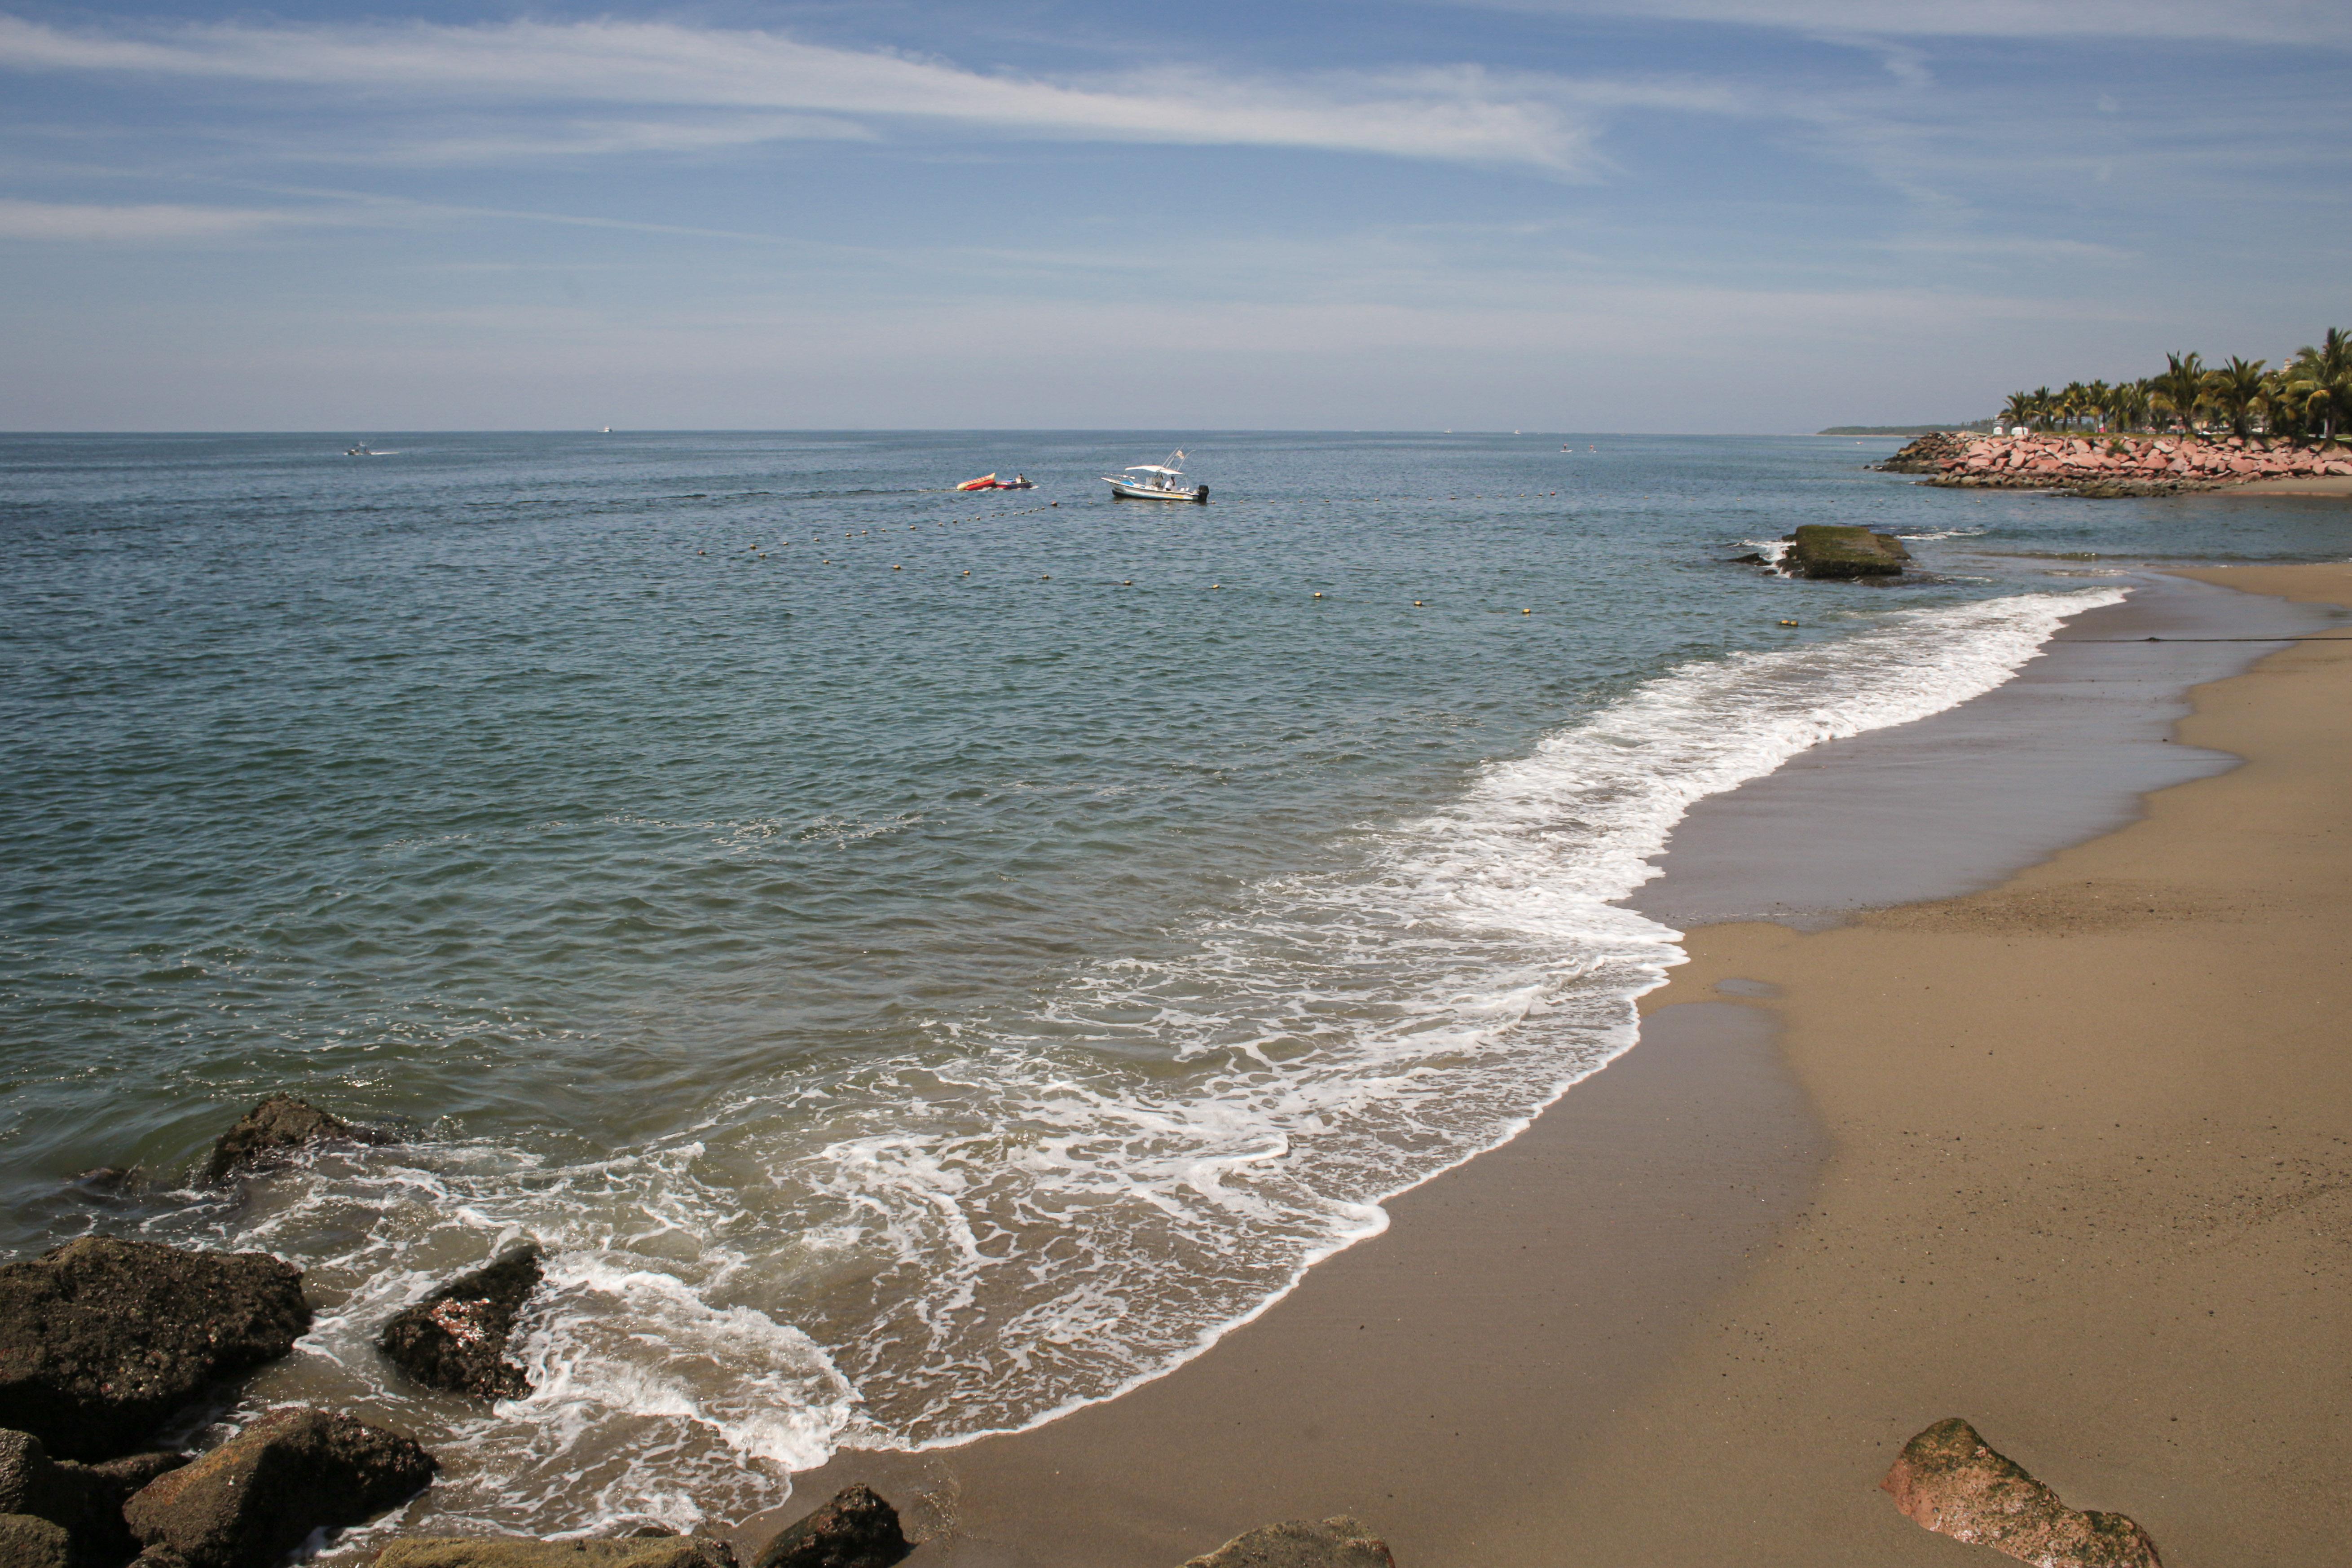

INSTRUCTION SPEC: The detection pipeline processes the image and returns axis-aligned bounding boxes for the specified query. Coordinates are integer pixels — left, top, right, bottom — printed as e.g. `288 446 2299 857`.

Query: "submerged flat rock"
1181 1515 1396 1568
1787 523 1911 580
376 1539 737 1568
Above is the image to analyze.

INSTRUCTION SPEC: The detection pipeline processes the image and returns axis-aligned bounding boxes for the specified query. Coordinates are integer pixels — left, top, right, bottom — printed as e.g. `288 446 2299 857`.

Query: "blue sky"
2 0 2346 430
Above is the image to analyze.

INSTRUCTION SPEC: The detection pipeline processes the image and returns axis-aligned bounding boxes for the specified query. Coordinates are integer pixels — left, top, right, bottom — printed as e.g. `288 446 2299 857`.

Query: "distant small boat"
601 426 612 434
345 444 377 457
1103 450 1207 503
956 472 1034 491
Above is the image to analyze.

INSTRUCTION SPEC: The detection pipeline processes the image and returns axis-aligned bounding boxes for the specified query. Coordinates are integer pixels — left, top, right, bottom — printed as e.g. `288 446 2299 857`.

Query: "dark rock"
1882 1417 2161 1568
0 1513 72 1568
379 1247 542 1401
1876 432 1972 473
2062 480 2186 500
1785 524 1910 580
53 1452 192 1568
375 1540 736 1567
0 1428 52 1515
753 1484 910 1568
0 1238 311 1461
1181 1516 1396 1568
122 1406 436 1568
2 1426 193 1568
200 1096 394 1186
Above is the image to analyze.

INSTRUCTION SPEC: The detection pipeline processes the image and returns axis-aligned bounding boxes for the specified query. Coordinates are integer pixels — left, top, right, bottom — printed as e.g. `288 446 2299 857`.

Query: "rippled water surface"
4 431 2343 1538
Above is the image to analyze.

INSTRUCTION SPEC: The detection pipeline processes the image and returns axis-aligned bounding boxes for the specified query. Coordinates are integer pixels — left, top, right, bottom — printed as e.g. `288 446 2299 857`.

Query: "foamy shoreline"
743 566 2327 1565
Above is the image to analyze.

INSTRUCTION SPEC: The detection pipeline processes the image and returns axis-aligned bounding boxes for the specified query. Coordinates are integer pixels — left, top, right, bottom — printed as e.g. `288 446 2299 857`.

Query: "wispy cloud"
0 16 1630 171
1453 0 2352 44
0 197 296 240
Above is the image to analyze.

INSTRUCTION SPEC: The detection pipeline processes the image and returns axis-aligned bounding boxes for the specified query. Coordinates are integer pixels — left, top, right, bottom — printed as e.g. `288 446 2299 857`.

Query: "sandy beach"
767 563 2352 1566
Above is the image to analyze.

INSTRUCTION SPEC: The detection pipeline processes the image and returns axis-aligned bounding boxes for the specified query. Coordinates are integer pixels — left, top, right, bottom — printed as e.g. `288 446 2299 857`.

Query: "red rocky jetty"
1879 431 2352 496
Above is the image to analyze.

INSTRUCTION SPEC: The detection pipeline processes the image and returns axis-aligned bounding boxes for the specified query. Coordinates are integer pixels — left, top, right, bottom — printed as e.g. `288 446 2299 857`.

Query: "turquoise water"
3 432 2343 1535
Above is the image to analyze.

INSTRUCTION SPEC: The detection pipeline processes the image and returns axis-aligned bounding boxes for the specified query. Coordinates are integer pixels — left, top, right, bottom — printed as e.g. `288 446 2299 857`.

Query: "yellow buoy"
1313 591 1324 599
1779 618 1800 627
1212 583 1221 590
1523 608 1532 615
894 564 902 570
1041 574 1051 581
962 569 971 576
1123 579 1132 586
1414 600 1423 607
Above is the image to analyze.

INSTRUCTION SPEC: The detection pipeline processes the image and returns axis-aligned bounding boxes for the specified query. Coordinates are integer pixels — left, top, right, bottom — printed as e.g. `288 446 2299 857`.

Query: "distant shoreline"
1816 423 1993 436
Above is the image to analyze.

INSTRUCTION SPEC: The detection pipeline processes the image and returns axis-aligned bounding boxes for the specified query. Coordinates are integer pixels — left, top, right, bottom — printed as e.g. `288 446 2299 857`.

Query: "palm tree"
2149 353 2208 436
2000 391 2034 432
2291 327 2352 442
2112 380 2152 433
2030 386 2056 431
2081 379 2114 433
2204 357 2268 440
2263 368 2307 441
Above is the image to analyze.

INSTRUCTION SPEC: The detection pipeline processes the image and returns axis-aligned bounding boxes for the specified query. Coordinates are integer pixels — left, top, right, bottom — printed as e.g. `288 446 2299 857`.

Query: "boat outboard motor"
1194 484 1209 504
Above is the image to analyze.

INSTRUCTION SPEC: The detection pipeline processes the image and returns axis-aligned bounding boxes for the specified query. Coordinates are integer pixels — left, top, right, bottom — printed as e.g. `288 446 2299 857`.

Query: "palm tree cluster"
1998 328 2352 443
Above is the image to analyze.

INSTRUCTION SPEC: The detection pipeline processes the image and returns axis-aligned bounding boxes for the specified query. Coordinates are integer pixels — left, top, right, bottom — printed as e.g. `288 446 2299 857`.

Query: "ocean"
2 431 2342 1542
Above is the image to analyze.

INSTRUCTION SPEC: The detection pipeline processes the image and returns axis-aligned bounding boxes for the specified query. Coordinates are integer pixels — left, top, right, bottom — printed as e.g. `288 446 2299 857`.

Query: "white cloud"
0 197 294 240
374 115 879 165
0 16 1633 171
1458 0 2352 44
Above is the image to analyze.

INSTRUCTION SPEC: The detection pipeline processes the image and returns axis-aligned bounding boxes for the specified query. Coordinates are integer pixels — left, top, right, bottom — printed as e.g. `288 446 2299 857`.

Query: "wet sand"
765 566 2352 1567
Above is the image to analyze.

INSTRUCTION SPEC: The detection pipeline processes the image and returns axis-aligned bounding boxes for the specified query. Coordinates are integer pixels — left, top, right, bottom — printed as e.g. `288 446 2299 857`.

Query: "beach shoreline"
756 563 2352 1566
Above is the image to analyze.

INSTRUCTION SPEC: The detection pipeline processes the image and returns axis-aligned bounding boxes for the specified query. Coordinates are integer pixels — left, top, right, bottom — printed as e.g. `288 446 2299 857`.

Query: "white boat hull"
1104 478 1208 502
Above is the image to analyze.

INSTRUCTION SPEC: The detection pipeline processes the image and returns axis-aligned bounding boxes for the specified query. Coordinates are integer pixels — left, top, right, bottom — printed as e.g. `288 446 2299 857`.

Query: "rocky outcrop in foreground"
0 1511 75 1567
2 1427 187 1568
752 1484 910 1568
0 1238 312 1460
1182 1515 1396 1568
123 1406 436 1568
379 1249 544 1402
1882 1418 2162 1568
1784 524 1911 580
202 1095 396 1186
1880 431 2352 495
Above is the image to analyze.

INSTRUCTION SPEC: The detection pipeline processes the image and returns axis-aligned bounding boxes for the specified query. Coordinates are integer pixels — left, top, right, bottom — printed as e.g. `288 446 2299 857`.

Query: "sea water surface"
3 432 2343 1541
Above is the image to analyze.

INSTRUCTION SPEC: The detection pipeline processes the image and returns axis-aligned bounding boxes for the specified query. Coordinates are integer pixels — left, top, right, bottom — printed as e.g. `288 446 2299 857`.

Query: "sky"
1 0 2347 431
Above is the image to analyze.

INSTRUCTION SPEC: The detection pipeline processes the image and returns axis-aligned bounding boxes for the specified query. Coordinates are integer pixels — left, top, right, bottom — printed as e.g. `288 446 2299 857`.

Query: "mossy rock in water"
1787 524 1911 580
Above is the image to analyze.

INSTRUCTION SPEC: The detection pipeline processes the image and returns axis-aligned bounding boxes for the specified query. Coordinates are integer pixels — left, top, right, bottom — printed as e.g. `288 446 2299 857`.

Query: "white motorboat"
345 444 377 456
1103 449 1208 503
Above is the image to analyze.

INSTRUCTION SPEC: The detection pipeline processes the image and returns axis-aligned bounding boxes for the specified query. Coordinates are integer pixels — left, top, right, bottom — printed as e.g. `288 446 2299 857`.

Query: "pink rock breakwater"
1879 431 2352 496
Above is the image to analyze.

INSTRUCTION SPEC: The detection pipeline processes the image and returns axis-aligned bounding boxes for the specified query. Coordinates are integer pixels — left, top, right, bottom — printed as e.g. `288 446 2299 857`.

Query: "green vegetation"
1996 327 2351 441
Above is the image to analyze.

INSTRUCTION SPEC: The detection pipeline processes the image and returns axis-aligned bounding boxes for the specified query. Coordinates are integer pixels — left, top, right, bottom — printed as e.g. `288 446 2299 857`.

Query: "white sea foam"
173 587 2121 1545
